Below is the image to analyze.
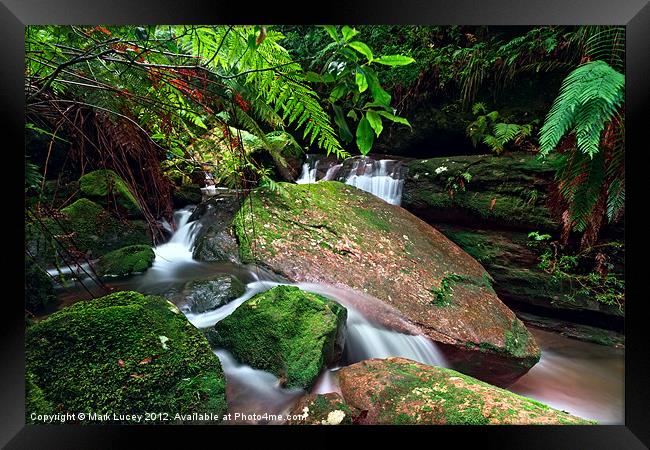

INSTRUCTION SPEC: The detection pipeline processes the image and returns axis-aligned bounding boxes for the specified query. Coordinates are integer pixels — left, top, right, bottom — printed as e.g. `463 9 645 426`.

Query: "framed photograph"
5 0 649 447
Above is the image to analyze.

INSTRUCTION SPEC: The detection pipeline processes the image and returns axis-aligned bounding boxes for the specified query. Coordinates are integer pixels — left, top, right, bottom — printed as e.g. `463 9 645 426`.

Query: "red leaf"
117 359 125 368
138 357 152 365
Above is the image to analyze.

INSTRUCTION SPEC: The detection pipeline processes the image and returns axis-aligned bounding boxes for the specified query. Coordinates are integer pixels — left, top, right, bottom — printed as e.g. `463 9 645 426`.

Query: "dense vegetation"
23 24 625 426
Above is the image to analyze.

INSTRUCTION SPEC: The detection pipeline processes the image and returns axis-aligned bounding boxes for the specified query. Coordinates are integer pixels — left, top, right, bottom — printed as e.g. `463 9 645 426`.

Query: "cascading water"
295 155 406 205
147 206 201 276
341 158 405 205
295 157 318 184
183 278 448 416
46 205 625 424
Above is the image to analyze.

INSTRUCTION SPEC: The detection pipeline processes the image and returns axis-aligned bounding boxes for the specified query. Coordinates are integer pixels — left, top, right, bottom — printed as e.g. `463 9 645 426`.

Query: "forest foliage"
25 25 624 274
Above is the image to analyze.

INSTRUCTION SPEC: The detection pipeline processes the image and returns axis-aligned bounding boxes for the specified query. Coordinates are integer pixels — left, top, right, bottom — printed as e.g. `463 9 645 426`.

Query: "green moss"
79 170 141 215
429 272 494 306
25 372 53 421
58 198 151 258
504 319 532 358
362 359 592 425
404 154 559 230
212 285 347 389
441 229 505 263
96 245 155 277
25 291 227 423
353 208 391 232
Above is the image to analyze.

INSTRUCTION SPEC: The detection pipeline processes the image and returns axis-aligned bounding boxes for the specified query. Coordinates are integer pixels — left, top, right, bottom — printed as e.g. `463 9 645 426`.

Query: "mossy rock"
79 169 141 216
229 181 540 385
26 371 53 420
402 153 560 230
56 198 151 258
25 258 56 314
95 245 155 277
212 285 347 389
338 357 595 425
437 225 625 322
287 393 359 425
25 291 227 423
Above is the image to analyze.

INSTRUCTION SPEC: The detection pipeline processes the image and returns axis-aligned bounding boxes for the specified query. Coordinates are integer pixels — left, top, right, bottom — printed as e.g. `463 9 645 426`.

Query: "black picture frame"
3 1 649 447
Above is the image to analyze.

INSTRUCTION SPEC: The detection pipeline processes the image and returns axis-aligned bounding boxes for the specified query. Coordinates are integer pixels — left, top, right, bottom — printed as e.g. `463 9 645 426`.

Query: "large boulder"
231 181 540 384
95 245 155 277
402 153 560 231
212 285 347 389
25 291 227 423
79 169 141 216
338 357 594 425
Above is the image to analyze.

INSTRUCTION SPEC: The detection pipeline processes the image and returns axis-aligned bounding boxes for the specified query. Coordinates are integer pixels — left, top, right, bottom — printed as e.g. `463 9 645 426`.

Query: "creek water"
49 205 624 425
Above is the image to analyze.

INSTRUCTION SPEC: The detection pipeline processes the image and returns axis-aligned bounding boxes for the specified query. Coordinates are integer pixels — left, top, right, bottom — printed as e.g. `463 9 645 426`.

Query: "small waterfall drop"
148 206 201 276
341 158 405 205
295 155 406 205
296 158 318 184
342 308 446 366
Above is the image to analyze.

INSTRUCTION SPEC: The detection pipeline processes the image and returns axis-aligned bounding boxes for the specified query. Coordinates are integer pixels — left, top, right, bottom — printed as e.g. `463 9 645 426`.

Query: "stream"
48 204 624 425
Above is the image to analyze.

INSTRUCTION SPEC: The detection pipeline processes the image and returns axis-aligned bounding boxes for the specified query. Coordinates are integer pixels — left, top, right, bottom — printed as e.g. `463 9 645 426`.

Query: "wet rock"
212 285 347 389
181 275 246 314
191 195 242 263
338 357 594 424
230 181 540 384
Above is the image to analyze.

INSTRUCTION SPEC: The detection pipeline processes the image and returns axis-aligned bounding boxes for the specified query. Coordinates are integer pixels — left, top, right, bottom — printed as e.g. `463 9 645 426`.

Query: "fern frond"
539 61 624 157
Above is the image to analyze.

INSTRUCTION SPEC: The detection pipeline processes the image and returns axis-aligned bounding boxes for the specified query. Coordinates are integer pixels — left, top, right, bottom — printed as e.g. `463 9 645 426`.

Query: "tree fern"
539 61 624 158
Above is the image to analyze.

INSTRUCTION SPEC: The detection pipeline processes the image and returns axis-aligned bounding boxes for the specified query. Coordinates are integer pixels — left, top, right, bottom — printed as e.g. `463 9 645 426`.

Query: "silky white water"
295 155 406 205
295 161 318 184
147 206 201 276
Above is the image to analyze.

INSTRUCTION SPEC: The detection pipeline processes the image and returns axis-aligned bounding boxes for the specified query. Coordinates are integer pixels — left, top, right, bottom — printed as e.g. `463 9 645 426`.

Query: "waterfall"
341 158 405 205
296 159 318 184
214 349 304 423
148 205 202 276
295 155 406 205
